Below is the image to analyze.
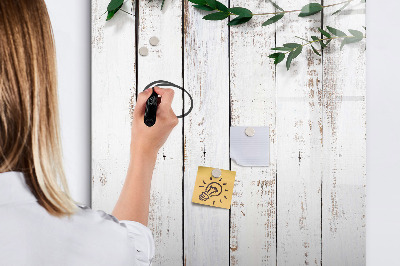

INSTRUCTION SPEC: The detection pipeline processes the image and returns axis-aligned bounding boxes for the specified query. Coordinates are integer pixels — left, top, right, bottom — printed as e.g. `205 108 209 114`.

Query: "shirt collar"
0 171 38 205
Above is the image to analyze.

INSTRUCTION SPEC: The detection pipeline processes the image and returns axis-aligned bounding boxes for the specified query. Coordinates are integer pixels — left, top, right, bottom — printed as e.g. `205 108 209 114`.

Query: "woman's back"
0 171 154 266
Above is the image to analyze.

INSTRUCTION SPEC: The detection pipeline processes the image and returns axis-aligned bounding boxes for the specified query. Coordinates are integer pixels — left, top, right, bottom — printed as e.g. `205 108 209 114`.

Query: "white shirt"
0 171 155 266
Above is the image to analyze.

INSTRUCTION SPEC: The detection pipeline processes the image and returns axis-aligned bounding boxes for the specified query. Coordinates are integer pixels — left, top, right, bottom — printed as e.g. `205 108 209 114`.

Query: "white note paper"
230 126 270 167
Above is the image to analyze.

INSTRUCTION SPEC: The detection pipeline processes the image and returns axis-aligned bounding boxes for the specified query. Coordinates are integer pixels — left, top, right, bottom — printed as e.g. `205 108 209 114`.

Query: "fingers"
154 87 175 106
134 88 153 117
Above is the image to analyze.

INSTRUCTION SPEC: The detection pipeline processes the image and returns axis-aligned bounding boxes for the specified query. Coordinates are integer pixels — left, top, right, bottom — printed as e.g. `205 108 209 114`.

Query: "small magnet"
139 46 149 56
245 127 255 137
211 168 222 178
149 36 160 46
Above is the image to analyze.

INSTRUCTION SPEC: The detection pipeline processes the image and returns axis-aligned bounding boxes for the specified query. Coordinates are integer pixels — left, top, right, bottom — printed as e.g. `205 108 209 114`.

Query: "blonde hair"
0 0 77 216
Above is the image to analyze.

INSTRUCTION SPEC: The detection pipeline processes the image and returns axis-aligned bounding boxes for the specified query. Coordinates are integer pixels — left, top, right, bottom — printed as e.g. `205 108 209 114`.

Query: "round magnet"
211 168 222 178
149 36 159 46
139 46 149 56
245 127 255 137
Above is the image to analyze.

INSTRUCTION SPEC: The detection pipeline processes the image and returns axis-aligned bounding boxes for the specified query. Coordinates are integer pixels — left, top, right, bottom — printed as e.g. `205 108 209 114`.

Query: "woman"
0 0 178 265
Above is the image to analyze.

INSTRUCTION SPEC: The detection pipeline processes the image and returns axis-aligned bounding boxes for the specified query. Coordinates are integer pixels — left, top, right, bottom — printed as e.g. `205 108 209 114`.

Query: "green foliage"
326 26 347 37
298 3 323 17
203 12 230 20
262 14 284 26
194 5 215 11
228 7 252 17
107 0 123 12
269 26 365 70
228 16 252 26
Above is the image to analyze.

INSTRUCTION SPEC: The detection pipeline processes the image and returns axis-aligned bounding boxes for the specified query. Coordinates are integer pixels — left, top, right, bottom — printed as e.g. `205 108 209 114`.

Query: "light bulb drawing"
198 176 229 206
199 182 222 201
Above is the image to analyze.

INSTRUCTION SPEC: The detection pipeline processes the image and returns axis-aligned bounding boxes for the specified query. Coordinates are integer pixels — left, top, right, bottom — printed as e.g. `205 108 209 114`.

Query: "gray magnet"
245 127 255 137
149 36 160 46
211 168 222 178
139 47 149 56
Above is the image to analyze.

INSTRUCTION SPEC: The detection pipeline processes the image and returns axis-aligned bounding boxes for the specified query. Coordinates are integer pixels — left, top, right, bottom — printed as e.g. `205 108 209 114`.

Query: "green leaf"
295 36 309 42
298 3 323 17
228 7 253 17
340 36 363 49
216 1 228 12
283 43 301 49
269 0 284 11
269 53 286 64
311 45 321 56
286 46 303 70
311 35 326 48
318 28 331 38
107 0 123 12
332 1 351 15
189 0 208 4
349 29 364 39
271 47 292 51
161 0 166 10
106 3 123 21
326 26 347 37
262 13 284 26
205 0 217 9
203 12 230 20
194 4 215 11
228 16 252 25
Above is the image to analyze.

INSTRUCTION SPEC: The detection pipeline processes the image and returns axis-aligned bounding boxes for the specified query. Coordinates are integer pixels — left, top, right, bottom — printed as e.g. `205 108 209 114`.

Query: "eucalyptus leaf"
326 26 347 37
205 0 217 9
349 29 364 39
269 0 284 11
203 12 230 20
194 4 215 11
106 3 123 21
298 3 323 17
286 46 303 70
271 47 292 51
216 1 228 12
228 7 253 17
269 53 286 64
318 28 331 38
228 16 252 25
332 1 351 15
283 43 301 49
340 36 363 49
188 0 208 4
107 0 123 12
311 45 321 56
262 13 284 26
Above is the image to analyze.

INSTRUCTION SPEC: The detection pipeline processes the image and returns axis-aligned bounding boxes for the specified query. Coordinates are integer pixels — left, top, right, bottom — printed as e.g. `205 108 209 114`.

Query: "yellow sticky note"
192 166 236 209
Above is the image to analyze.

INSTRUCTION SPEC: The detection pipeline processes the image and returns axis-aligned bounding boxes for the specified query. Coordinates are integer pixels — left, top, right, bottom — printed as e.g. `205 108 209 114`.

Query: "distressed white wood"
275 0 323 265
183 0 230 264
92 1 366 264
229 0 276 265
322 1 366 264
137 0 183 265
91 0 136 212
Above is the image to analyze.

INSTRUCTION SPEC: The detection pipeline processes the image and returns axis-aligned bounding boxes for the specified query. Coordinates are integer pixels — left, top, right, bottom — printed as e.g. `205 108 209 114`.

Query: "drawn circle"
211 168 222 178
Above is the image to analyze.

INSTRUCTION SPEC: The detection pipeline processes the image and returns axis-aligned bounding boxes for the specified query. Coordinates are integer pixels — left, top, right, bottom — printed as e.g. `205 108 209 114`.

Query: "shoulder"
73 204 155 265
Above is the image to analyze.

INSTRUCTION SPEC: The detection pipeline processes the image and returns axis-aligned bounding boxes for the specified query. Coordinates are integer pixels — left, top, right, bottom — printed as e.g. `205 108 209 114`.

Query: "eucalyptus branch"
269 26 366 70
253 0 354 16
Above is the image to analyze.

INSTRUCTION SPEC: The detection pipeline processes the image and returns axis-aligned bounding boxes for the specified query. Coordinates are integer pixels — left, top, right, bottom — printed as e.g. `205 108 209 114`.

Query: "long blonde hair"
0 0 76 216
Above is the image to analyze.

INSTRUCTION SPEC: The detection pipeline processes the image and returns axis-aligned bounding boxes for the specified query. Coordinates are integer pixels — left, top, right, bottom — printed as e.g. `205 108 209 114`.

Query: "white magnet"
139 47 149 56
211 168 222 178
245 127 255 137
149 36 160 46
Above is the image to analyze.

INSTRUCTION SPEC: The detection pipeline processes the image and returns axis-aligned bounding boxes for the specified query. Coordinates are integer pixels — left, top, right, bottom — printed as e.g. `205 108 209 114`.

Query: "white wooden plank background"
229 0 276 265
91 0 366 265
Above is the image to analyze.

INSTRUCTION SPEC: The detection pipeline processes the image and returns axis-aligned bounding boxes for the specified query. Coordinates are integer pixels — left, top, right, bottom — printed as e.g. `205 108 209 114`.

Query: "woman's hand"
112 87 178 225
130 87 179 159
